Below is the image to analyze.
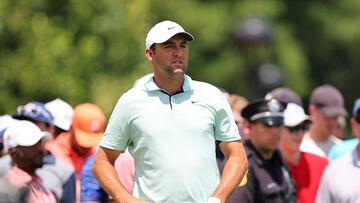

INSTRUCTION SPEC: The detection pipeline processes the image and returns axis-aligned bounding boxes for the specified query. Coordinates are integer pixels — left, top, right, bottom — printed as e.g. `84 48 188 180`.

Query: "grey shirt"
316 145 360 203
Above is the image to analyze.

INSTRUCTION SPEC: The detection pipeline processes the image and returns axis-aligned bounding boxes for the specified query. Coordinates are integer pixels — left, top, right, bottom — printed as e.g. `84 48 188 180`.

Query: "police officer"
227 99 296 203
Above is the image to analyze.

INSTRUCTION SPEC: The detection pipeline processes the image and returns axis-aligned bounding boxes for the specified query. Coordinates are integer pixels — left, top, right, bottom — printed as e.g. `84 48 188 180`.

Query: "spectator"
227 99 296 203
300 85 346 158
0 121 56 203
328 98 360 161
0 101 76 203
46 103 106 201
92 20 248 203
45 98 74 138
316 98 360 203
280 103 328 203
12 101 55 134
46 103 106 175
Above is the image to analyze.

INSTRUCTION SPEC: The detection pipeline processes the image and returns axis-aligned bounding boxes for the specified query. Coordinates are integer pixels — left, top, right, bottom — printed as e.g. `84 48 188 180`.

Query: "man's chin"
168 69 186 78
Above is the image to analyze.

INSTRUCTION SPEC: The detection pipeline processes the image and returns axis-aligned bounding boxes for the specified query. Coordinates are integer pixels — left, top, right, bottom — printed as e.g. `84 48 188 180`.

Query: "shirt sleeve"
214 91 241 142
100 96 131 151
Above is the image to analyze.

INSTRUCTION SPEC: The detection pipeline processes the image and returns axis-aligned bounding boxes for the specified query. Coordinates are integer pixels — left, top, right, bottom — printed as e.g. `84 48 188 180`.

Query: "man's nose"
173 46 184 56
269 125 282 134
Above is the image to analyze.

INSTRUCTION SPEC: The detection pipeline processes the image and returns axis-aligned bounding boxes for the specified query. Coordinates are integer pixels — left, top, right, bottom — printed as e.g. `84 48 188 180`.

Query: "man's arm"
92 147 144 203
211 141 248 203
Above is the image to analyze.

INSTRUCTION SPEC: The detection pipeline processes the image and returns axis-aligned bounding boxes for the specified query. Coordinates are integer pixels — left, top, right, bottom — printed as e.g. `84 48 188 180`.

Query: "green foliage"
1 0 360 116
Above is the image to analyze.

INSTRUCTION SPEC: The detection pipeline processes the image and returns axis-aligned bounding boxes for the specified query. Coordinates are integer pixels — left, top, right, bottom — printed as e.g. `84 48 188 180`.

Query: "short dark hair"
150 44 156 52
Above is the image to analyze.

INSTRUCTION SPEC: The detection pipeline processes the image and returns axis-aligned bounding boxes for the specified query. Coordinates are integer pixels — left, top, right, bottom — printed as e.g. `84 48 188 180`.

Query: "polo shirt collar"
144 74 193 92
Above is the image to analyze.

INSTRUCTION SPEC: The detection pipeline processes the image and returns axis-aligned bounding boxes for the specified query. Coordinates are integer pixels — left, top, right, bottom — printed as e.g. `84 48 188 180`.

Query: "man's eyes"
164 44 173 48
163 44 188 48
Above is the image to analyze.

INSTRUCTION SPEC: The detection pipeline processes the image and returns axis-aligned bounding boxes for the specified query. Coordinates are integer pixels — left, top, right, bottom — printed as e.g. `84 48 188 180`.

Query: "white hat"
45 98 74 131
0 115 18 132
145 20 194 49
0 115 19 142
284 103 311 127
3 120 51 150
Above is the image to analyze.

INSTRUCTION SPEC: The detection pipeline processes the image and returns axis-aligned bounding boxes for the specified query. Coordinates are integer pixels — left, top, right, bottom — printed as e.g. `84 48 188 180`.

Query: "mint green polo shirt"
100 75 241 203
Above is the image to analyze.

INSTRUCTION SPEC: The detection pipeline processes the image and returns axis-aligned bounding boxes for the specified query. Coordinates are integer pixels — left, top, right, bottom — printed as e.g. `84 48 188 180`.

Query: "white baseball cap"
0 115 18 133
284 103 311 127
145 20 194 49
3 120 51 150
45 98 74 131
0 115 19 142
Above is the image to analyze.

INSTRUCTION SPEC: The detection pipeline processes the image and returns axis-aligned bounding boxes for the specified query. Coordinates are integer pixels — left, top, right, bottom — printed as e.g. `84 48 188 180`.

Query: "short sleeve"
214 92 241 142
100 96 131 151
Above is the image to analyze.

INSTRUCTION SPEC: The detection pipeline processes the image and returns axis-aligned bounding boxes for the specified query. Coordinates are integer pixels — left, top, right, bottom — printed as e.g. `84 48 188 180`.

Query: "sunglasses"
287 123 309 133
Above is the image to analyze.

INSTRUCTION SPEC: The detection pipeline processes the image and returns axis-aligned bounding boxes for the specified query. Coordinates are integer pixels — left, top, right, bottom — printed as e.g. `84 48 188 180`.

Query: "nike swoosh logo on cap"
167 26 176 30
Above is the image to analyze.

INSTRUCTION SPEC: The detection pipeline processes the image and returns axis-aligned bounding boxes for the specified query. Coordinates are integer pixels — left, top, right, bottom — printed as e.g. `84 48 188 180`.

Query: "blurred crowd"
0 82 359 203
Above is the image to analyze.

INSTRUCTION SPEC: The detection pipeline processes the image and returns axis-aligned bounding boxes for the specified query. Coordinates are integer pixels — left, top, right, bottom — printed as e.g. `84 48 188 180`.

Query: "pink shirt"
115 150 135 193
4 166 56 203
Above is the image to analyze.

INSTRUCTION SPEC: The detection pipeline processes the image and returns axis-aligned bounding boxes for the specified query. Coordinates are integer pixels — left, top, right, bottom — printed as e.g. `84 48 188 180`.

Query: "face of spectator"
11 140 46 174
70 129 92 156
33 120 55 136
280 122 309 154
249 122 282 158
233 111 248 139
311 106 338 137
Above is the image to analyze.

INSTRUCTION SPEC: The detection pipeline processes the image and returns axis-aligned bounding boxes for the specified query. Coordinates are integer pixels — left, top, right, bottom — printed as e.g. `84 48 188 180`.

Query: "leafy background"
1 0 360 119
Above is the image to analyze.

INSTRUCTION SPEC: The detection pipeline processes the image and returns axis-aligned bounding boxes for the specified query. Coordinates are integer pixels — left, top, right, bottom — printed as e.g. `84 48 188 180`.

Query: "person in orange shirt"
46 103 106 202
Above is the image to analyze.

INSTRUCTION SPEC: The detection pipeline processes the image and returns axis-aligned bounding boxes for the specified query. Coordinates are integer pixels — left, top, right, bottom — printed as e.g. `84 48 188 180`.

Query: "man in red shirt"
279 103 328 203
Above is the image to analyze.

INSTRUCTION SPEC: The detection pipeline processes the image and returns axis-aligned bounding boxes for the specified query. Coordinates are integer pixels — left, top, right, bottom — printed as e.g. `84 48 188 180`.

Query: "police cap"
241 99 287 125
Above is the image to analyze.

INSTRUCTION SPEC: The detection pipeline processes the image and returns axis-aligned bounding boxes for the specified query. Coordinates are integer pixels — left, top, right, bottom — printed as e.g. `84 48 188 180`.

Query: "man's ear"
9 148 21 160
145 48 154 62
